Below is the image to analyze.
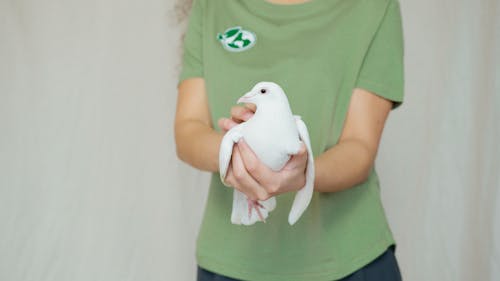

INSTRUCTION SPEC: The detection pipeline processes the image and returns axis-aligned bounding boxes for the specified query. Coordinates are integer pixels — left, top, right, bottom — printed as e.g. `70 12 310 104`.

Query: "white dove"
219 81 315 226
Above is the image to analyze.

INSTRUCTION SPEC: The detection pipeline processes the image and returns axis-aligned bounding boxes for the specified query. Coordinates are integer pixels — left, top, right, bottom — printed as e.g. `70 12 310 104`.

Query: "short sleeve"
354 0 405 110
177 0 204 86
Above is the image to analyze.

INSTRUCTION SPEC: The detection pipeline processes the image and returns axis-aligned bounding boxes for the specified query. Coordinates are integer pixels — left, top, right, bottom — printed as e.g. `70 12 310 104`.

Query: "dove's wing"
219 124 245 186
288 116 315 225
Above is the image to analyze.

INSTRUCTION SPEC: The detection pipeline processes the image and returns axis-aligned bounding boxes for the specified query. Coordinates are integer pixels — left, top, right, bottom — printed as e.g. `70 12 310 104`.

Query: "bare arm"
313 87 393 192
174 77 221 172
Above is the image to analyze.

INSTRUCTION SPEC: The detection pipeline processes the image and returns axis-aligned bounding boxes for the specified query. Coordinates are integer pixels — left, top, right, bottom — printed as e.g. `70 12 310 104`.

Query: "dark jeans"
197 245 402 281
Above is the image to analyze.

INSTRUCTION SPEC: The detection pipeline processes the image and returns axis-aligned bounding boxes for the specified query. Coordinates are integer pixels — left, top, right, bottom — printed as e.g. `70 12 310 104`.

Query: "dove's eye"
260 88 267 94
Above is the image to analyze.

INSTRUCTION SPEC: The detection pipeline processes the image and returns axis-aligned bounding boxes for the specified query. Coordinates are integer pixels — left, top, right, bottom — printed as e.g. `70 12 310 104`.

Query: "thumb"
283 143 308 170
218 118 238 133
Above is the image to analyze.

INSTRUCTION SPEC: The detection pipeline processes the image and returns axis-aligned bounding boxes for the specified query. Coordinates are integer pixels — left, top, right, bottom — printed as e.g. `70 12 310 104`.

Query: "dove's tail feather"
231 190 245 224
288 117 315 225
260 196 276 212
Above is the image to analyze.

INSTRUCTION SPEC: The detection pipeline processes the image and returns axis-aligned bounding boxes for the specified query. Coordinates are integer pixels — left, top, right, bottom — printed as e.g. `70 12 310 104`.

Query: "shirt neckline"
243 0 329 20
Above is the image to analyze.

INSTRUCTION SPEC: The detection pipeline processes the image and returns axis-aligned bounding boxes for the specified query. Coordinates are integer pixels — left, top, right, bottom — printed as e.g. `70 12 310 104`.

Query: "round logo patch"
217 26 256 52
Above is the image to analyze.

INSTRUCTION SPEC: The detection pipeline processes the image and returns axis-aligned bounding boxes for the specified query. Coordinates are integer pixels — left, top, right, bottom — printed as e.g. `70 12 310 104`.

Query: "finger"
218 117 238 132
232 144 269 201
232 146 259 198
284 143 308 170
217 118 228 133
237 139 279 193
297 142 307 155
224 147 239 186
224 161 235 185
230 106 254 122
244 103 256 113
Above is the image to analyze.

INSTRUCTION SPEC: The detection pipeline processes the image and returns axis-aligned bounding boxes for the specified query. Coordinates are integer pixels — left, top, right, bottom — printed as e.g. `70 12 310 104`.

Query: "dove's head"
237 81 289 108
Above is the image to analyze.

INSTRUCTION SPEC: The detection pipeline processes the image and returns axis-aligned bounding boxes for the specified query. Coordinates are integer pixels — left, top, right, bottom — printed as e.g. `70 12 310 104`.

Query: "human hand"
217 103 256 133
224 139 308 201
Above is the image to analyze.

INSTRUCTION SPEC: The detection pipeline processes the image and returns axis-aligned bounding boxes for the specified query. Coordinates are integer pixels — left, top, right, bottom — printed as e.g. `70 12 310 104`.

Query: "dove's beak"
237 91 257 104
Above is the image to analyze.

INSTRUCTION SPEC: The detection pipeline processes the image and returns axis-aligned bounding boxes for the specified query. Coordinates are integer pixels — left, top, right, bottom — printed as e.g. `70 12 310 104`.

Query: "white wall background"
0 0 498 280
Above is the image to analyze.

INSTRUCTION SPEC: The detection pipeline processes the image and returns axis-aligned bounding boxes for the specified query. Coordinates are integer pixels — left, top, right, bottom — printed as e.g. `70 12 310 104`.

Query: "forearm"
175 120 223 172
313 138 375 193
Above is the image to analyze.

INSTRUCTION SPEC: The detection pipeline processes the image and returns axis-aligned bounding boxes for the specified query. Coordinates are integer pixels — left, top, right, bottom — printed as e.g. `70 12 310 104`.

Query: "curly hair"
172 0 193 78
173 0 193 24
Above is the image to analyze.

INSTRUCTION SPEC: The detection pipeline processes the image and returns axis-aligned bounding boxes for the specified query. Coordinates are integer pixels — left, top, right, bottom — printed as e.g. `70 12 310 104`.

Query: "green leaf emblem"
216 26 256 52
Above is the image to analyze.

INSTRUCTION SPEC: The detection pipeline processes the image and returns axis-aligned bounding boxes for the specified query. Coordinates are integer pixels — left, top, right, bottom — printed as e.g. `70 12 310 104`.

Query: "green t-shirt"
177 0 405 280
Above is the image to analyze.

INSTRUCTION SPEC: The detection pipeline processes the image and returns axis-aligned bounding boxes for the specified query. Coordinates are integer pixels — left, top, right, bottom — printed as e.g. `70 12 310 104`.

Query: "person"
174 0 405 280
